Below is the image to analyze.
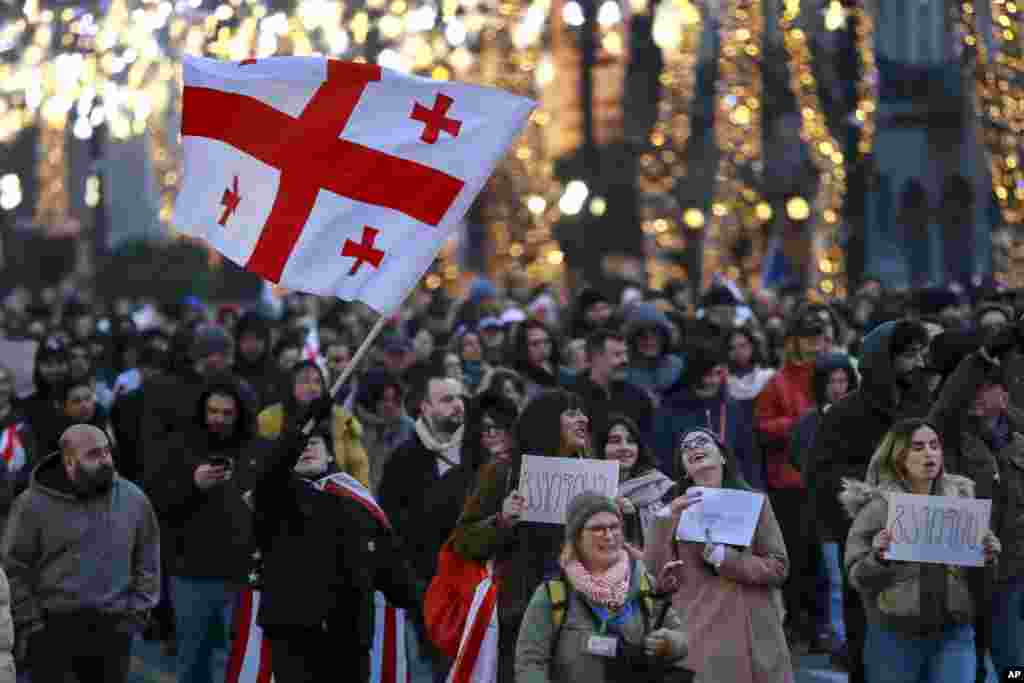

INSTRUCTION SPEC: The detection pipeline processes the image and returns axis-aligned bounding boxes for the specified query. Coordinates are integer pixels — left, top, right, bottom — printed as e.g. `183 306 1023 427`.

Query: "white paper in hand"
676 487 765 547
884 492 991 567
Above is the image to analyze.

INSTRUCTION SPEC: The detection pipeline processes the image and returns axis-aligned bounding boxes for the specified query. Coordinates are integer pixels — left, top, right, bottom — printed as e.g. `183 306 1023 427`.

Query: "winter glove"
644 628 687 660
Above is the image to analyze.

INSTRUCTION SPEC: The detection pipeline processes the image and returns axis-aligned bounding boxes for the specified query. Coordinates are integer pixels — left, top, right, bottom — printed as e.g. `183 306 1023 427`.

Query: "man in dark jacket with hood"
804 319 930 683
147 378 256 683
233 311 280 410
141 324 255 477
651 340 761 488
623 302 684 399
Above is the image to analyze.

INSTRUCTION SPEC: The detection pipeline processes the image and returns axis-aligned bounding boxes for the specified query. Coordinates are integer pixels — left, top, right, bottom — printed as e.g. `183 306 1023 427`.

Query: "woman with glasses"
453 389 593 682
645 427 794 683
516 492 689 683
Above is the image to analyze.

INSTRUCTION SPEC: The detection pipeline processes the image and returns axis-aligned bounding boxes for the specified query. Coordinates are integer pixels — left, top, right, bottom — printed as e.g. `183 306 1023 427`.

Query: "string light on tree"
781 0 847 299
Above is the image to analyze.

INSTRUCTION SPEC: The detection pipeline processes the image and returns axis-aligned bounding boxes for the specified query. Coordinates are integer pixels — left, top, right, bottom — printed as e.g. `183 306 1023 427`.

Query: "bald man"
2 424 160 682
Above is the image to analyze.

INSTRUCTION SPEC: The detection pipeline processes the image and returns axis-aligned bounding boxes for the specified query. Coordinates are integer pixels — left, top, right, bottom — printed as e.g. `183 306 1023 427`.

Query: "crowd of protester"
0 273 1020 683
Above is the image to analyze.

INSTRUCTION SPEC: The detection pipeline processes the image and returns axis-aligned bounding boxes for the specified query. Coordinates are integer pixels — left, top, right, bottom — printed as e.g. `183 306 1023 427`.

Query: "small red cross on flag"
174 56 534 315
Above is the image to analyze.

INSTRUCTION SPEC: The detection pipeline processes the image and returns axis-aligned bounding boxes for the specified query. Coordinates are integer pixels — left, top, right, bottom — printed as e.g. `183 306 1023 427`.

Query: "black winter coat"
251 430 419 648
145 381 257 582
805 321 932 543
378 431 455 583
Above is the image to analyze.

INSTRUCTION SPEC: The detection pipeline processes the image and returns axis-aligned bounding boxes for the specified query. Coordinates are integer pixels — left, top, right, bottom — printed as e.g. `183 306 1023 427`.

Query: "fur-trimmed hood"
839 424 976 519
839 472 976 520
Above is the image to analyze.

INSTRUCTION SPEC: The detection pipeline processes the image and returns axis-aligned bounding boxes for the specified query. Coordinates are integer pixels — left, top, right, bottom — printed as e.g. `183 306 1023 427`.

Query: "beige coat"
645 497 794 683
842 474 978 635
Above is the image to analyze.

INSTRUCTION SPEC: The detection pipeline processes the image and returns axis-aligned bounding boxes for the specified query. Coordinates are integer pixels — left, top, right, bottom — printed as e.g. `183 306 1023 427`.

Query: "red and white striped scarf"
225 472 409 683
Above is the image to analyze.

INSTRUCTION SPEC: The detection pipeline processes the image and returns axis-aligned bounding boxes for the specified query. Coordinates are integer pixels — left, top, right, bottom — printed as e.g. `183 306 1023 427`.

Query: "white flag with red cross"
173 56 535 314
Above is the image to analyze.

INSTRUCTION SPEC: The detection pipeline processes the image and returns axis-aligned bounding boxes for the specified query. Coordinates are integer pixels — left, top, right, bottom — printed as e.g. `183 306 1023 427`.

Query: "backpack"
424 540 490 659
543 572 694 683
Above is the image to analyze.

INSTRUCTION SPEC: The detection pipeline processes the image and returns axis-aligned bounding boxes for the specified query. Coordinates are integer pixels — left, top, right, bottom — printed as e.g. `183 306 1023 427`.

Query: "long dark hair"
675 427 752 491
515 388 585 460
594 413 656 478
462 392 519 471
282 359 329 423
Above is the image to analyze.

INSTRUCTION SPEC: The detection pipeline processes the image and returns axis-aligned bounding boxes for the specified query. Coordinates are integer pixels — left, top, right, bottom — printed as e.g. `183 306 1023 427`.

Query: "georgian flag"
0 424 26 472
174 56 534 315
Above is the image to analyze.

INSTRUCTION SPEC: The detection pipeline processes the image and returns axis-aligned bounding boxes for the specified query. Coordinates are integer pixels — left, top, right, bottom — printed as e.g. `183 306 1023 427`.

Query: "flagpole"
303 313 389 433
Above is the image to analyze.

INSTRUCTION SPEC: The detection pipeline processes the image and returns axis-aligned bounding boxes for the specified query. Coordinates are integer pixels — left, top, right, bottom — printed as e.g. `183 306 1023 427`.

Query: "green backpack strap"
546 578 568 629
638 572 656 621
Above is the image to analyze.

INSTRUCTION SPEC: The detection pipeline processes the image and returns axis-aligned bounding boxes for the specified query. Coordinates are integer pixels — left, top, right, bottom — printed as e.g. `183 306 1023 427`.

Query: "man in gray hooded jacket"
2 423 160 682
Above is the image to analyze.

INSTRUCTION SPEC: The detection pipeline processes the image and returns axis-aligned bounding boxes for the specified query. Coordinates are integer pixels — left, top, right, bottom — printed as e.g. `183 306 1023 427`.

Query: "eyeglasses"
563 408 586 419
583 523 622 536
680 434 713 453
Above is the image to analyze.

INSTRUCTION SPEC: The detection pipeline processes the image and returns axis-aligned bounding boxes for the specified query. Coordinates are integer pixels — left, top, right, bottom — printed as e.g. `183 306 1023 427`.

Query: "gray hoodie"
1 451 160 633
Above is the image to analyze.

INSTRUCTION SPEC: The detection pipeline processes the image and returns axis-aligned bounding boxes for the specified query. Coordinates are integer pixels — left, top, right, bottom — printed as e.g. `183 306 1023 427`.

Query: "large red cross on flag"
173 56 535 314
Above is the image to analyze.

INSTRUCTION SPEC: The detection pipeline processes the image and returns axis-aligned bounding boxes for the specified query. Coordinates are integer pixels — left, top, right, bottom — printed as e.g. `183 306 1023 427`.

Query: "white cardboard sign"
884 493 991 567
676 487 765 547
519 455 619 525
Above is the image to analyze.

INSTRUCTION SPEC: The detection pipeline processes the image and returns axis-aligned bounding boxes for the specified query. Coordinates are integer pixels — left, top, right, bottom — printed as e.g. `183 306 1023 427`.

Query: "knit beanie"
192 324 234 361
565 492 621 542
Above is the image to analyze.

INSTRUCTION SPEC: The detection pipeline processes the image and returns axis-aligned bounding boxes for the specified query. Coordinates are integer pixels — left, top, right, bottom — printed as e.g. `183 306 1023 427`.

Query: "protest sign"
676 487 765 547
884 493 991 567
519 455 619 525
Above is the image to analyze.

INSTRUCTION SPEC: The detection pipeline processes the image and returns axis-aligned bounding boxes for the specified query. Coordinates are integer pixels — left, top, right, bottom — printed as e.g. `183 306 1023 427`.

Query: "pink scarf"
564 551 631 609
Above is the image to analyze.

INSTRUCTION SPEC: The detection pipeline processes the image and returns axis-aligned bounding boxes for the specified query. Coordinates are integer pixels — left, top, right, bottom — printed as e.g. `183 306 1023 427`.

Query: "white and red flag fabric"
446 562 499 683
174 56 535 314
0 424 26 472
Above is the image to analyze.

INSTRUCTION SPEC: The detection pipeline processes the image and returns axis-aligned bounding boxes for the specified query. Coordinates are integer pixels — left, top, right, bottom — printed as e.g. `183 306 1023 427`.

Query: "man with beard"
567 329 654 443
141 324 255 467
378 375 465 683
3 424 160 682
804 319 930 682
147 380 255 683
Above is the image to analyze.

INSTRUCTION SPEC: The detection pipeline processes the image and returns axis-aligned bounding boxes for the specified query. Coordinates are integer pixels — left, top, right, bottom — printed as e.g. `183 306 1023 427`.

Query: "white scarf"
414 417 464 475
